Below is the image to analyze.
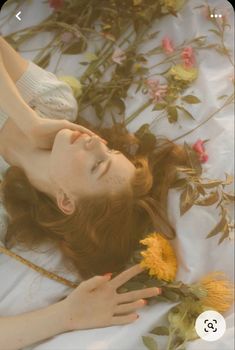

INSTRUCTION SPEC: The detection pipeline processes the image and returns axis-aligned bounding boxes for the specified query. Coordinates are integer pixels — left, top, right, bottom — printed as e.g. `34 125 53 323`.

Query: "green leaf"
142 335 158 350
144 279 163 287
167 106 178 123
206 216 227 239
223 191 235 201
217 94 228 100
194 190 220 206
150 326 169 336
218 226 229 245
209 29 221 37
155 295 170 302
180 184 199 216
181 95 201 104
163 290 180 301
152 103 167 111
124 281 145 290
176 106 196 120
222 173 234 186
200 180 223 188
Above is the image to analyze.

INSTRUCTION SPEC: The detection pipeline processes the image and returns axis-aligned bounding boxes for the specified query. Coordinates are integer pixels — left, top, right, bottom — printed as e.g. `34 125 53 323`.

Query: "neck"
0 118 57 202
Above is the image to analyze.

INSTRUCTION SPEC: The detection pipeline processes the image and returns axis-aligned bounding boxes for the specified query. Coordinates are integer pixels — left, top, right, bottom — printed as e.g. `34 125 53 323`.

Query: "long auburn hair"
0 117 192 280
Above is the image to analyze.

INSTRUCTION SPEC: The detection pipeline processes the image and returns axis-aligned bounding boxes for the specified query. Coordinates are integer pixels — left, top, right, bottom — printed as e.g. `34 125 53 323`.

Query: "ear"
56 189 76 215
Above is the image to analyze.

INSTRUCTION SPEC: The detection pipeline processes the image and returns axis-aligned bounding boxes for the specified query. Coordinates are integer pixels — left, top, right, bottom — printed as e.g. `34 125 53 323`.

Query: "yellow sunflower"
196 271 235 313
139 232 177 282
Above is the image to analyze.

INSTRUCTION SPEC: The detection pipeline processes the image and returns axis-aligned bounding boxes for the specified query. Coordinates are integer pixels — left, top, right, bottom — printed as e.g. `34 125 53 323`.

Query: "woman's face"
49 129 136 198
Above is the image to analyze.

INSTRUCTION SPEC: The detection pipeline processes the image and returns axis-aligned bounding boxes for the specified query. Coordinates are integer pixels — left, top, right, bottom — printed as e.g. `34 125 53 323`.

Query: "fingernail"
141 299 147 305
156 287 162 294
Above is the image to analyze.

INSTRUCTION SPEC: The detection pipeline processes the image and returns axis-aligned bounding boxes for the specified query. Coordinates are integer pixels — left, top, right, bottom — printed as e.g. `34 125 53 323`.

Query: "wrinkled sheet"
0 0 234 349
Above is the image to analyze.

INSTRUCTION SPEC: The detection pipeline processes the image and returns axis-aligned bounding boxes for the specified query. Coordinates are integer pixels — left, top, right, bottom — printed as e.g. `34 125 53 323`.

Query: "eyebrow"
98 158 112 180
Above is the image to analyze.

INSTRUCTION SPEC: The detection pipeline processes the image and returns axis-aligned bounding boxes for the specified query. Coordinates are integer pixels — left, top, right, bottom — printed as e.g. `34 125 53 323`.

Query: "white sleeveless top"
0 61 78 246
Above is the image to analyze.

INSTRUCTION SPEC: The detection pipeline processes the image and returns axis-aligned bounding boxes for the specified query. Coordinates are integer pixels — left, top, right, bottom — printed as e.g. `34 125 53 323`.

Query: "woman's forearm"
0 58 39 136
0 301 70 350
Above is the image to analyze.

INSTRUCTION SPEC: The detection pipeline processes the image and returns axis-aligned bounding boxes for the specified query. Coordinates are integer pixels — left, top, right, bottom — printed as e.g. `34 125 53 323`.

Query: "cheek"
104 175 126 185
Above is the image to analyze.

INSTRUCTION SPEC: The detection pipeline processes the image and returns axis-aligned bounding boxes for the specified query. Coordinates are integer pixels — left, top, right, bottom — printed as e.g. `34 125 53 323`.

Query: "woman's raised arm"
0 36 29 82
0 37 40 135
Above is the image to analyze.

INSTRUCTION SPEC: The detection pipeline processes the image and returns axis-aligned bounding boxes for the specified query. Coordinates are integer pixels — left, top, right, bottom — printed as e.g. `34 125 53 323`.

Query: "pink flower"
146 78 168 103
162 37 174 54
112 47 127 65
192 139 209 163
49 0 64 11
181 47 196 68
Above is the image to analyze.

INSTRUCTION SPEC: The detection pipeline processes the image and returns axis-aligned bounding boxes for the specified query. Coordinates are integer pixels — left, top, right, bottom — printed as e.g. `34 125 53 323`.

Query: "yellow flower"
139 232 177 282
58 76 82 98
196 271 235 313
168 64 198 83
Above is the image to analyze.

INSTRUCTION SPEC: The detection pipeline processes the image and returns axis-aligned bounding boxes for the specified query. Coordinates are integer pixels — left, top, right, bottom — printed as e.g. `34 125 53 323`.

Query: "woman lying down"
0 36 190 350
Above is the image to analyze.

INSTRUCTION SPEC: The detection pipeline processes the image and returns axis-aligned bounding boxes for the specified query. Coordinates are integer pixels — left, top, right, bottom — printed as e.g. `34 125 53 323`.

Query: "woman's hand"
61 264 161 331
28 117 107 150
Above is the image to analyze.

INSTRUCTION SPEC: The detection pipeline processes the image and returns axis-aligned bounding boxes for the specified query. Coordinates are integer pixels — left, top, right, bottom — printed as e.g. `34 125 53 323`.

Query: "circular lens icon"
195 310 226 341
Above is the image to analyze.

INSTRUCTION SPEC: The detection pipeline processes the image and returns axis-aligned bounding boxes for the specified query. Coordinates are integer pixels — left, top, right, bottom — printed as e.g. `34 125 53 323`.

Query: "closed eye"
91 160 103 172
91 149 121 173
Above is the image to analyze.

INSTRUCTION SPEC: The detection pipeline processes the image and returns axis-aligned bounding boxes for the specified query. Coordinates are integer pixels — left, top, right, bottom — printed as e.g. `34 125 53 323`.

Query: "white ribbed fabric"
0 60 78 130
0 61 78 246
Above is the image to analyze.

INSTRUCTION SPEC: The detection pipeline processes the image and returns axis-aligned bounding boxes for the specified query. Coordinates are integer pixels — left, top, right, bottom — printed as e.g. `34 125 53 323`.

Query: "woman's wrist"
59 298 78 332
16 103 41 136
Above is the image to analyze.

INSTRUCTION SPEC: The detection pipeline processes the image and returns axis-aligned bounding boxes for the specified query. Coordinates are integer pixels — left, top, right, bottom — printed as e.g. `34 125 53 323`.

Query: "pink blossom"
162 37 174 54
181 47 196 68
192 139 209 163
49 0 64 11
146 78 168 103
112 47 127 65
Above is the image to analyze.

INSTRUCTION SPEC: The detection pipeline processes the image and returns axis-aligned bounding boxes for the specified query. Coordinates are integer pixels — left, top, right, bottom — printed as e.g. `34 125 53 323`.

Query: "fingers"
110 264 145 290
82 275 110 292
117 287 161 304
114 299 146 315
111 313 138 326
76 125 95 136
74 125 107 144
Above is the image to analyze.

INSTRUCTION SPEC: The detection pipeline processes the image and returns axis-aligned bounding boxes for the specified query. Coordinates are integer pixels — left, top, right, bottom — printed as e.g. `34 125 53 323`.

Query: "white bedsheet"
0 0 234 349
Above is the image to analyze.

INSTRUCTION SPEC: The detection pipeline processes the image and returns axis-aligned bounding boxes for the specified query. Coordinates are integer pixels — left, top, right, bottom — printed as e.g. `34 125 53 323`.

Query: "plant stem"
172 93 234 142
125 100 152 125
